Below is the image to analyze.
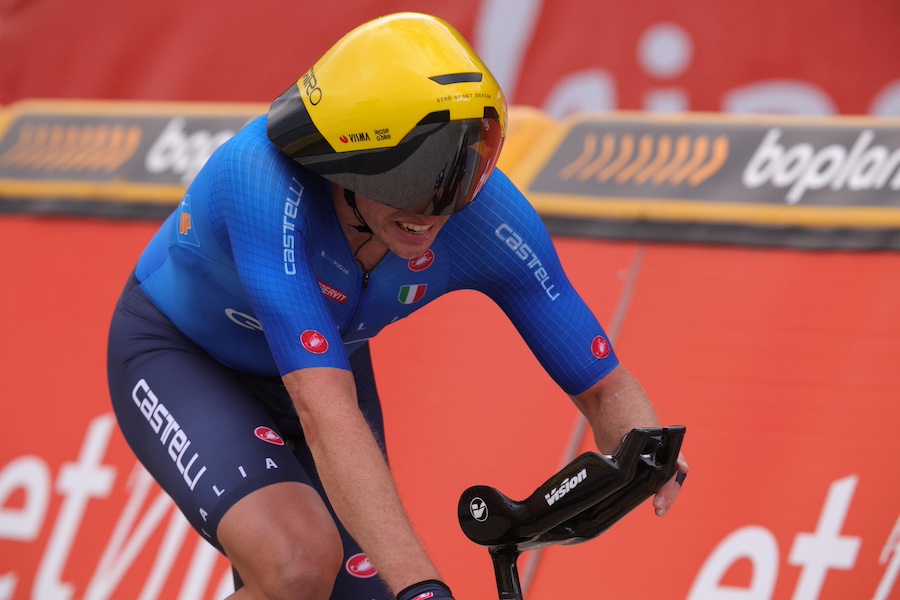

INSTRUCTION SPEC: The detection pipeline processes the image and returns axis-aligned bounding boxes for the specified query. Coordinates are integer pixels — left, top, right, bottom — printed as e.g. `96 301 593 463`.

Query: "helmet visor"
301 117 504 216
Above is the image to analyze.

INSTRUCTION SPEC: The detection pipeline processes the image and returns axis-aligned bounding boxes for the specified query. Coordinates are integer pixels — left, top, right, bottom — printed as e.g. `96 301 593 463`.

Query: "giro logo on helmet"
301 67 322 105
300 330 329 354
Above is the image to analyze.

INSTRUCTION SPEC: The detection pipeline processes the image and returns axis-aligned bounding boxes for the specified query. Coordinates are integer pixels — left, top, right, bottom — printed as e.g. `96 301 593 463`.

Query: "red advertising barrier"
2 215 899 599
1 0 899 116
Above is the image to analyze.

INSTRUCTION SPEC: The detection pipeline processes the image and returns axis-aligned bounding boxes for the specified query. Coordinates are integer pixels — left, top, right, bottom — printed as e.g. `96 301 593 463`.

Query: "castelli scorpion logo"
408 249 435 272
300 330 329 354
345 553 377 578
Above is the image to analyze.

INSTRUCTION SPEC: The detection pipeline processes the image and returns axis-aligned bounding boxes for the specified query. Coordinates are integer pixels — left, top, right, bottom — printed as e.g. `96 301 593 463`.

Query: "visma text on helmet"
743 128 900 204
545 468 588 506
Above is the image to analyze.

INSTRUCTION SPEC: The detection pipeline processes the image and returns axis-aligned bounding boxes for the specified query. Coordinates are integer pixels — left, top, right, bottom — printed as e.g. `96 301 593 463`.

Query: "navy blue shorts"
107 274 390 598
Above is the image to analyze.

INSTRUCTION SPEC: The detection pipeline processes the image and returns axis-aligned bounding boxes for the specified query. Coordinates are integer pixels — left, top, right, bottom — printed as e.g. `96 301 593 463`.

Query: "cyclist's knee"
261 538 343 598
219 483 345 599
237 523 344 599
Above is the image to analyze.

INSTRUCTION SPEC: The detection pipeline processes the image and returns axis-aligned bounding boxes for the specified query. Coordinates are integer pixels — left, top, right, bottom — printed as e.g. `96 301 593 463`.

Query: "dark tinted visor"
301 117 504 216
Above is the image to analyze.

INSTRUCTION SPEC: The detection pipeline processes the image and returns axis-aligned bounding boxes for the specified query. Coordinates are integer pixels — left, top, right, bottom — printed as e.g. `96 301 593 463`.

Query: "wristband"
396 579 454 600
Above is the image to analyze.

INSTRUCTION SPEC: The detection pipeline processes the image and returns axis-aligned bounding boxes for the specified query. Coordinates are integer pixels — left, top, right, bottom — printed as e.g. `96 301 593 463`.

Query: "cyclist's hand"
397 579 454 600
653 451 689 517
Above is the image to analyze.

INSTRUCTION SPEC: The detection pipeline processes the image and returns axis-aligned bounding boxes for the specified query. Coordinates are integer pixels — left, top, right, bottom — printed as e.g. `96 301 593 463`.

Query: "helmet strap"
343 188 375 270
344 188 373 235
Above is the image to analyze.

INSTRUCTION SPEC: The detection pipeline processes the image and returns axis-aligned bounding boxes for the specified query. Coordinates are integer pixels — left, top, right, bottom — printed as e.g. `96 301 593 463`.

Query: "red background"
2 1 900 598
2 0 899 115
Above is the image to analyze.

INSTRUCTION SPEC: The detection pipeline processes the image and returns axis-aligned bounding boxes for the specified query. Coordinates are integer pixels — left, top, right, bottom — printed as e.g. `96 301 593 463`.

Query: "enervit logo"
300 330 329 354
254 426 284 446
318 280 348 304
0 122 141 173
469 497 488 522
545 468 587 506
408 249 435 272
558 132 729 186
345 553 377 578
743 128 900 204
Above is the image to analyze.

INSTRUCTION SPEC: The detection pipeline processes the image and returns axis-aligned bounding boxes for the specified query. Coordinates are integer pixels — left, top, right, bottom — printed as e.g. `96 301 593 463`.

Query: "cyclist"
107 12 688 600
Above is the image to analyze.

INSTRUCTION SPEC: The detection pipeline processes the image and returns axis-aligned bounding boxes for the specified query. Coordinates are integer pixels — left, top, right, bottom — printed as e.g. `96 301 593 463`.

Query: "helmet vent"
417 110 451 126
429 72 484 85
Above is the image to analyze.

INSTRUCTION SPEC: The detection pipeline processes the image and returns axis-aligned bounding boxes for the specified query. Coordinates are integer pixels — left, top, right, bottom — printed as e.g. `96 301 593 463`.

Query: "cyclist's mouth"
398 222 433 234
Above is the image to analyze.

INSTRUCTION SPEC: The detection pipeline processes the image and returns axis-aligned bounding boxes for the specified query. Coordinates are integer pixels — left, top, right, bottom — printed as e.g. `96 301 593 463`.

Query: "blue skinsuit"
108 114 617 597
135 115 615 392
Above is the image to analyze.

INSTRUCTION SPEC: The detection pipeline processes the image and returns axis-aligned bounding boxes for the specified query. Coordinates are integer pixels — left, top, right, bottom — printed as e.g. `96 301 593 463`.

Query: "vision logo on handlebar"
544 468 587 506
469 497 489 522
457 426 685 600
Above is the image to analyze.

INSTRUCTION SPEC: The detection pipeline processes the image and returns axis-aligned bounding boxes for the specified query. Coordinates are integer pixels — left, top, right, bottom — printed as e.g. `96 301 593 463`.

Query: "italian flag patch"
398 284 427 304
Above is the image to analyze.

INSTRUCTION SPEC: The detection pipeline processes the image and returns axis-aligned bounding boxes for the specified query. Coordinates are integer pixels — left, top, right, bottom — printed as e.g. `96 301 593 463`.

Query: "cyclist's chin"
390 237 435 260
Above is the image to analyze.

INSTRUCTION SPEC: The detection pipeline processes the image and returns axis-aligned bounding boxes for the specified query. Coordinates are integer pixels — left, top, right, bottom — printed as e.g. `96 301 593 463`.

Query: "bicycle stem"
489 546 524 600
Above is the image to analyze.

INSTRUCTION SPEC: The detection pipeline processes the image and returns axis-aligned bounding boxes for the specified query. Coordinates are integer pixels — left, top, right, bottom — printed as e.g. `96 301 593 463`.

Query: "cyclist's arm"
283 366 444 594
452 170 689 515
571 365 689 516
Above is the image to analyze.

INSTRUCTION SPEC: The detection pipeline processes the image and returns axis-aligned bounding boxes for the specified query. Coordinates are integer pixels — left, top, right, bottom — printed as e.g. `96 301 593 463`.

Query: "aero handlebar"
457 426 686 600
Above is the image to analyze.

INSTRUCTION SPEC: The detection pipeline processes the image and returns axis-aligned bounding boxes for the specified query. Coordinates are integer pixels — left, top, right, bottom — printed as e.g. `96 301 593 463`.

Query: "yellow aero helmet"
267 12 507 216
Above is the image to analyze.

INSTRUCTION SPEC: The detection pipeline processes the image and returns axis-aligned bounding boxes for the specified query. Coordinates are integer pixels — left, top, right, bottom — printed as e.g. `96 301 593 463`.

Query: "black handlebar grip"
458 426 685 549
